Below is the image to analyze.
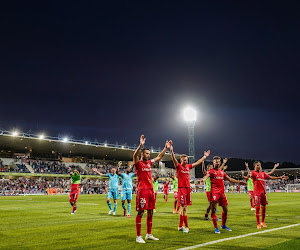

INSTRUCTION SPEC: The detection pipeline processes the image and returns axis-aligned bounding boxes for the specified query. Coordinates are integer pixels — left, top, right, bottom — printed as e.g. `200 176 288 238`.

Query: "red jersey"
251 171 270 194
164 182 169 189
208 168 228 193
135 159 154 190
176 163 193 188
70 183 79 191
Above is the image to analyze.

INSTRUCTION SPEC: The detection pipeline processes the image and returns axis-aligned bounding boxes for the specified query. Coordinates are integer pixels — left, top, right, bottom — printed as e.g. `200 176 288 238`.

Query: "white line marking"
177 223 300 250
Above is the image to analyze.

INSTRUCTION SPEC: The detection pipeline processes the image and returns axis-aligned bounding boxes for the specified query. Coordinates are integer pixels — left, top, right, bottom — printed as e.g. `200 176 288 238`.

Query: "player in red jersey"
163 178 170 202
69 169 81 214
203 156 246 234
202 159 227 220
134 135 172 243
170 143 210 233
245 161 287 229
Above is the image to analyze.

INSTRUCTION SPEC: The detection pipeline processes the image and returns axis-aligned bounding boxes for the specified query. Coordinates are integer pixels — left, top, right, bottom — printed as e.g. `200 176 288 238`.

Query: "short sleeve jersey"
176 163 193 188
251 171 270 194
135 159 154 190
121 173 135 190
208 168 228 193
105 173 119 189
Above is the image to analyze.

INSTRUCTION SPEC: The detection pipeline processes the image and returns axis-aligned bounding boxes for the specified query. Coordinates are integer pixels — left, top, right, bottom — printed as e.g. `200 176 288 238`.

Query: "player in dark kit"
170 143 210 233
203 156 246 234
245 161 288 229
69 169 81 214
134 135 172 243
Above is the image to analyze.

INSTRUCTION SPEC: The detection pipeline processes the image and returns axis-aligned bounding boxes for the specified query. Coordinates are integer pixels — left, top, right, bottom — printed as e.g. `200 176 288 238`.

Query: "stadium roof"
0 131 178 162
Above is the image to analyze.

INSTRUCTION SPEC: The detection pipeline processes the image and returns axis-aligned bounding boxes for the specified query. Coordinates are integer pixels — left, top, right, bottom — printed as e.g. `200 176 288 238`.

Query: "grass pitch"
0 193 300 249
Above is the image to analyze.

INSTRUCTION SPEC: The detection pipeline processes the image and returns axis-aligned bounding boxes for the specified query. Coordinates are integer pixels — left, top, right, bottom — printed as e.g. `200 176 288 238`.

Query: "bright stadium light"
62 137 68 143
85 141 89 145
39 134 45 140
183 107 197 121
104 143 107 147
122 146 124 149
12 131 18 137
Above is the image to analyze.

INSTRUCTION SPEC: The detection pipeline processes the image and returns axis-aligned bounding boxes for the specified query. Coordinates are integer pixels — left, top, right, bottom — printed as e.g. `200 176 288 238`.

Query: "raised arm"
191 150 210 169
245 162 251 176
92 168 106 176
219 158 228 171
170 144 179 168
266 163 279 175
241 170 247 180
133 135 146 164
153 140 172 163
116 161 122 176
202 162 206 175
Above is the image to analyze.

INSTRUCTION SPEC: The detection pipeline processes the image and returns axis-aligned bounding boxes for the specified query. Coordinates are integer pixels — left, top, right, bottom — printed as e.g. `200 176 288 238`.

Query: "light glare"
183 107 197 121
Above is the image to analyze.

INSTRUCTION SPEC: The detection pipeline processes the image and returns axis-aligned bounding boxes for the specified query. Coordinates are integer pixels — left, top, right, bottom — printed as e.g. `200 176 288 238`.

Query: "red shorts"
206 191 212 202
211 192 228 206
178 187 192 206
174 191 178 199
69 190 79 202
248 191 254 199
136 189 155 211
164 188 169 195
254 193 268 206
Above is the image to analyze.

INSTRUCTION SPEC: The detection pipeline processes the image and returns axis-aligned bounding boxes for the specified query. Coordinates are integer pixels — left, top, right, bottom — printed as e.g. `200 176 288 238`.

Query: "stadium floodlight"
39 134 45 140
62 137 68 143
183 107 197 122
12 131 18 137
183 107 197 178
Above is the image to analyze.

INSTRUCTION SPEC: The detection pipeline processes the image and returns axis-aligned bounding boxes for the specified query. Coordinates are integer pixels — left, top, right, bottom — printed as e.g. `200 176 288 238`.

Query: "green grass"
0 193 300 249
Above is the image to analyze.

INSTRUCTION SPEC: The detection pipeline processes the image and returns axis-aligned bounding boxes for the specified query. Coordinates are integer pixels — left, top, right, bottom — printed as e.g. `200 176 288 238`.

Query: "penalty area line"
176 223 300 250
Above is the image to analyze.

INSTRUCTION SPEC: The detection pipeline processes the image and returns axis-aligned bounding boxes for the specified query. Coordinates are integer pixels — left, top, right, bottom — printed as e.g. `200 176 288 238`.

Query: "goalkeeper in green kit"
69 169 81 214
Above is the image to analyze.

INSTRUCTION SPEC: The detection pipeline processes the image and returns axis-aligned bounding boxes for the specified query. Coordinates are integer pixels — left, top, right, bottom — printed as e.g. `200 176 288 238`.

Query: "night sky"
1 1 299 163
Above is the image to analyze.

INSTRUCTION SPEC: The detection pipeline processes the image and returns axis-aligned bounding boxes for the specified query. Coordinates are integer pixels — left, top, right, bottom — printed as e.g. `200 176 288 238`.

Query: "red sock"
179 215 184 227
147 215 152 234
222 211 227 226
211 212 218 228
256 206 260 225
250 198 254 208
136 215 142 236
72 206 76 212
183 215 189 228
174 200 177 209
261 206 266 222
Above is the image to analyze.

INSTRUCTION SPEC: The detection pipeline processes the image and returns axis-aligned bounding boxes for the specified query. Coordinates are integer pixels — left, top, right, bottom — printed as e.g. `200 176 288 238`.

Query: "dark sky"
1 1 299 163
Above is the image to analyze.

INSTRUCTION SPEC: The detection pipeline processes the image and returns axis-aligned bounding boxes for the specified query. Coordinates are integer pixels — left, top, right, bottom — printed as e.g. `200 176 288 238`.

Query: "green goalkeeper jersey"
71 172 81 184
173 177 178 192
247 177 254 191
205 177 211 192
153 178 159 192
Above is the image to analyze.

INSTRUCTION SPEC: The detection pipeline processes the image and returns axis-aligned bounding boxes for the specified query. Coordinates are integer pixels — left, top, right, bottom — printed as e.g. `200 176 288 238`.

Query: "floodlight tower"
184 107 196 178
